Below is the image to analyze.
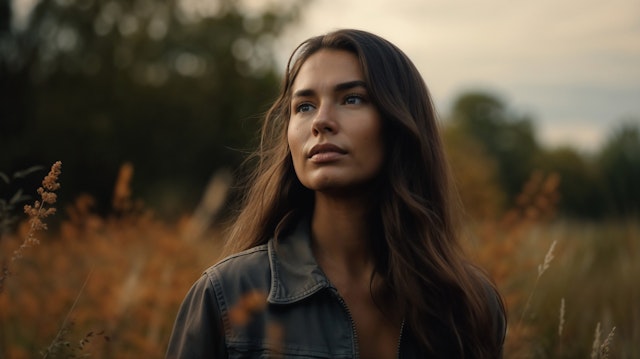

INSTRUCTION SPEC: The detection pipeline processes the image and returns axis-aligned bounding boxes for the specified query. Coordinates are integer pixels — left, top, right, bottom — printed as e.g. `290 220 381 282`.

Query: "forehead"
291 49 364 91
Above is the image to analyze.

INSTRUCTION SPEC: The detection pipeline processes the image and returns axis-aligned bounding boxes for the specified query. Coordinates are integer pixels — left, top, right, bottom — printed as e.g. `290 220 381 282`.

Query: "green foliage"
447 91 639 219
0 166 44 236
535 146 606 218
596 123 640 216
535 122 640 219
449 91 541 203
1 0 308 216
442 122 505 219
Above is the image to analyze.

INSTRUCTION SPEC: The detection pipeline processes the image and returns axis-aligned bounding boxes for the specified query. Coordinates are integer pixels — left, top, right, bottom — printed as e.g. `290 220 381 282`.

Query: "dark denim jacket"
166 219 505 358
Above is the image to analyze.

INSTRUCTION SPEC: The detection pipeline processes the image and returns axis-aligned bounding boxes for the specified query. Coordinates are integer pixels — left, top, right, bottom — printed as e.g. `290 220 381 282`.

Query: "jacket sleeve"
166 272 227 359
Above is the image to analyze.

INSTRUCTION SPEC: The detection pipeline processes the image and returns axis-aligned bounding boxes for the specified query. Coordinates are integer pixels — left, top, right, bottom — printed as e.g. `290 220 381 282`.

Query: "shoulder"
207 244 270 277
167 244 274 358
466 264 505 313
202 244 272 307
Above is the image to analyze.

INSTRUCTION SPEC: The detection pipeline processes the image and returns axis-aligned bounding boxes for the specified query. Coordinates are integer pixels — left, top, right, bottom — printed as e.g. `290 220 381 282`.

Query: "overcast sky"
12 0 640 152
275 0 640 152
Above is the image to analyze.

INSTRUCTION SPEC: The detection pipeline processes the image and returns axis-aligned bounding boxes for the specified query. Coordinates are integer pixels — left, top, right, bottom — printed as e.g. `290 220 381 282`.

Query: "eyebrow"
291 80 367 98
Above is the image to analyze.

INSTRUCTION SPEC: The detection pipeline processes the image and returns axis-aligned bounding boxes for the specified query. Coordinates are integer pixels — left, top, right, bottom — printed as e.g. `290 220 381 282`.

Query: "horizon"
274 0 640 152
10 0 640 152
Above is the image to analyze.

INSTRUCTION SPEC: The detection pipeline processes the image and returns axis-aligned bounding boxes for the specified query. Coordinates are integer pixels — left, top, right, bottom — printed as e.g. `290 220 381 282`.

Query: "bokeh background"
1 0 638 357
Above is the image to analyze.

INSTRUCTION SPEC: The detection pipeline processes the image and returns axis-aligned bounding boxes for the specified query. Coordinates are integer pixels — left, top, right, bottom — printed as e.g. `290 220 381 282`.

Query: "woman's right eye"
295 103 314 113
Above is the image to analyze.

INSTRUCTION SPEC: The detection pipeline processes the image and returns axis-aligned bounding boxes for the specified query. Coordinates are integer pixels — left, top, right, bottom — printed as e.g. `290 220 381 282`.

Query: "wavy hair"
225 29 504 357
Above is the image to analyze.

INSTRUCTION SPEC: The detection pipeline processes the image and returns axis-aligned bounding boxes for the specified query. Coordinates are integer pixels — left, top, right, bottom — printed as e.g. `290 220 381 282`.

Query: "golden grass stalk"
13 161 62 261
113 162 134 213
538 240 557 277
0 161 61 294
599 326 616 359
41 267 94 359
558 297 565 337
591 322 602 359
518 239 558 328
556 297 566 357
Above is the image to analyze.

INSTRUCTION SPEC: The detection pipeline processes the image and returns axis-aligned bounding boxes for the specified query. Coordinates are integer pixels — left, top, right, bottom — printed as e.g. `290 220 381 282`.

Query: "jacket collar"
267 217 331 304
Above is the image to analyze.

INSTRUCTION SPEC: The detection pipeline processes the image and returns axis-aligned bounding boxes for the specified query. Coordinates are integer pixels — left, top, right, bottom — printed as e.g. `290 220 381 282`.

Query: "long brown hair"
225 29 504 357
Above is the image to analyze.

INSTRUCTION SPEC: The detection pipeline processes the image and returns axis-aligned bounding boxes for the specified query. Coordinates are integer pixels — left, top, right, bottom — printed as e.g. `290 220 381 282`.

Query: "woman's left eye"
344 94 364 105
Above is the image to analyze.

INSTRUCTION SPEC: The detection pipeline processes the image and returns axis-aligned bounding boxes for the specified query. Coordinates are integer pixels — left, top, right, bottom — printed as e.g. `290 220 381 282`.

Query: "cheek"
287 122 305 170
368 139 385 171
367 121 386 172
286 123 298 155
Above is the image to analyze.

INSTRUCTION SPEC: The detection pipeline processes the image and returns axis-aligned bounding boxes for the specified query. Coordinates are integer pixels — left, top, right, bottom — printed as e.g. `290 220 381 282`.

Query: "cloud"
278 0 640 150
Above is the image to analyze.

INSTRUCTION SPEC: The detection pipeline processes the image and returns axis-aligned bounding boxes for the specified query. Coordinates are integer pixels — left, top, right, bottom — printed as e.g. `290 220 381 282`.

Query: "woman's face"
287 49 385 194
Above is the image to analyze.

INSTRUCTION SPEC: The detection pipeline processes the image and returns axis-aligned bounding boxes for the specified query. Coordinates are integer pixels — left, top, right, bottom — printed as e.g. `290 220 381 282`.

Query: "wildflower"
12 161 62 261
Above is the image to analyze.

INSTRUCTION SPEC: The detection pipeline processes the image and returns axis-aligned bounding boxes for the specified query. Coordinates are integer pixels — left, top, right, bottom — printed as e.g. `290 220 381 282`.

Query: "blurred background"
1 0 638 358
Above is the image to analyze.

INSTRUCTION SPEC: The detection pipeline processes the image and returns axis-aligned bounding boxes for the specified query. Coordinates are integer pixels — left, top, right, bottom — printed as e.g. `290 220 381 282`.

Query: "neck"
311 192 376 277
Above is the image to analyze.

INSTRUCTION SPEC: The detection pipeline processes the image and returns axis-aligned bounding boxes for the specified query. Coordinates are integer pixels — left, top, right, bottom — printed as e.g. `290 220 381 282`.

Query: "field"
0 164 637 358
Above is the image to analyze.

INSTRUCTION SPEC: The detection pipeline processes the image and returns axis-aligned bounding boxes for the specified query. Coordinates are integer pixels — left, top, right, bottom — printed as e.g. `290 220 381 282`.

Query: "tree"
442 122 505 220
449 92 541 204
596 122 640 217
535 146 605 218
1 0 309 216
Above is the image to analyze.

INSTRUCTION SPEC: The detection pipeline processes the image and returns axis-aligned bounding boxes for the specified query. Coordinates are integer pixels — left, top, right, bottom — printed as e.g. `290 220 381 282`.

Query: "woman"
167 29 506 358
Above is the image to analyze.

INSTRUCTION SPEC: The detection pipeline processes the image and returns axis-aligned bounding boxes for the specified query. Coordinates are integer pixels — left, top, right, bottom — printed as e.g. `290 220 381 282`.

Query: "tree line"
1 0 637 220
445 92 639 219
1 0 308 216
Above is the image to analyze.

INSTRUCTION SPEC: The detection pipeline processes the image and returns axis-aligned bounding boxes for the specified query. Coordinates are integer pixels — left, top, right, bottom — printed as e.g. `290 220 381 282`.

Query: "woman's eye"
295 103 314 113
345 95 364 105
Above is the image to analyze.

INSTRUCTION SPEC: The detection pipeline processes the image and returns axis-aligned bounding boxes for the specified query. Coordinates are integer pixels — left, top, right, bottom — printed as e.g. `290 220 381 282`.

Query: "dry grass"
0 164 637 358
464 171 637 358
509 218 637 358
0 163 224 358
1 162 62 294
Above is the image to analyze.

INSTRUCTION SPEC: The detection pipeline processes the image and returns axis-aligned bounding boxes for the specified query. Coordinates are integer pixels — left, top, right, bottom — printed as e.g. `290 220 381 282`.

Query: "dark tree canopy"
450 92 540 202
447 91 639 219
597 123 640 216
1 0 308 216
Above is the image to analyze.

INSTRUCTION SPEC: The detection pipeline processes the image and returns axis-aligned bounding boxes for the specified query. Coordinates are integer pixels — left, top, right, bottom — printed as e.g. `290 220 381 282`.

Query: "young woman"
167 29 506 358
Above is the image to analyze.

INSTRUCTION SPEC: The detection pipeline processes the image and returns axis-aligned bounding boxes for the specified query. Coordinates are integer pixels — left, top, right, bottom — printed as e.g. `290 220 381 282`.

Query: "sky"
12 0 640 152
273 0 640 152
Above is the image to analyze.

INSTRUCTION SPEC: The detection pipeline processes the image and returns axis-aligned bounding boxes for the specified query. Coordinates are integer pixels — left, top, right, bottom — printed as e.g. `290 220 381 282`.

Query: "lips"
308 143 347 158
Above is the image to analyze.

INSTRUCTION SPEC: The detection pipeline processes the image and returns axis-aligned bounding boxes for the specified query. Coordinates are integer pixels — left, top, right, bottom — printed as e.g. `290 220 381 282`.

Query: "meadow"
0 162 637 358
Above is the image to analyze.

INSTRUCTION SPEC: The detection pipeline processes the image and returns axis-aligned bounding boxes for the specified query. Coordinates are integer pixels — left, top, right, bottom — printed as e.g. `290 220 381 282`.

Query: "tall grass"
1 162 61 294
509 218 636 358
0 163 224 358
0 164 637 358
464 171 636 358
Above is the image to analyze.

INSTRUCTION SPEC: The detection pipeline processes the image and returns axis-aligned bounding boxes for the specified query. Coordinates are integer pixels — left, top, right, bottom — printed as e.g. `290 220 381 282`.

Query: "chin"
304 178 378 197
302 179 341 192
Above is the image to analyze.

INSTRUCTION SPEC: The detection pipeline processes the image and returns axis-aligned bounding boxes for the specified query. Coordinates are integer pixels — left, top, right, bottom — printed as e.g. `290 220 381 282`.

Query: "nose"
311 102 337 136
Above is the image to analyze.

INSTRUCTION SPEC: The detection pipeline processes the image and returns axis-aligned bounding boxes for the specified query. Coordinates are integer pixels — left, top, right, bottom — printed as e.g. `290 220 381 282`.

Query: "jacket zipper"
331 288 360 359
331 287 406 358
396 320 405 358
